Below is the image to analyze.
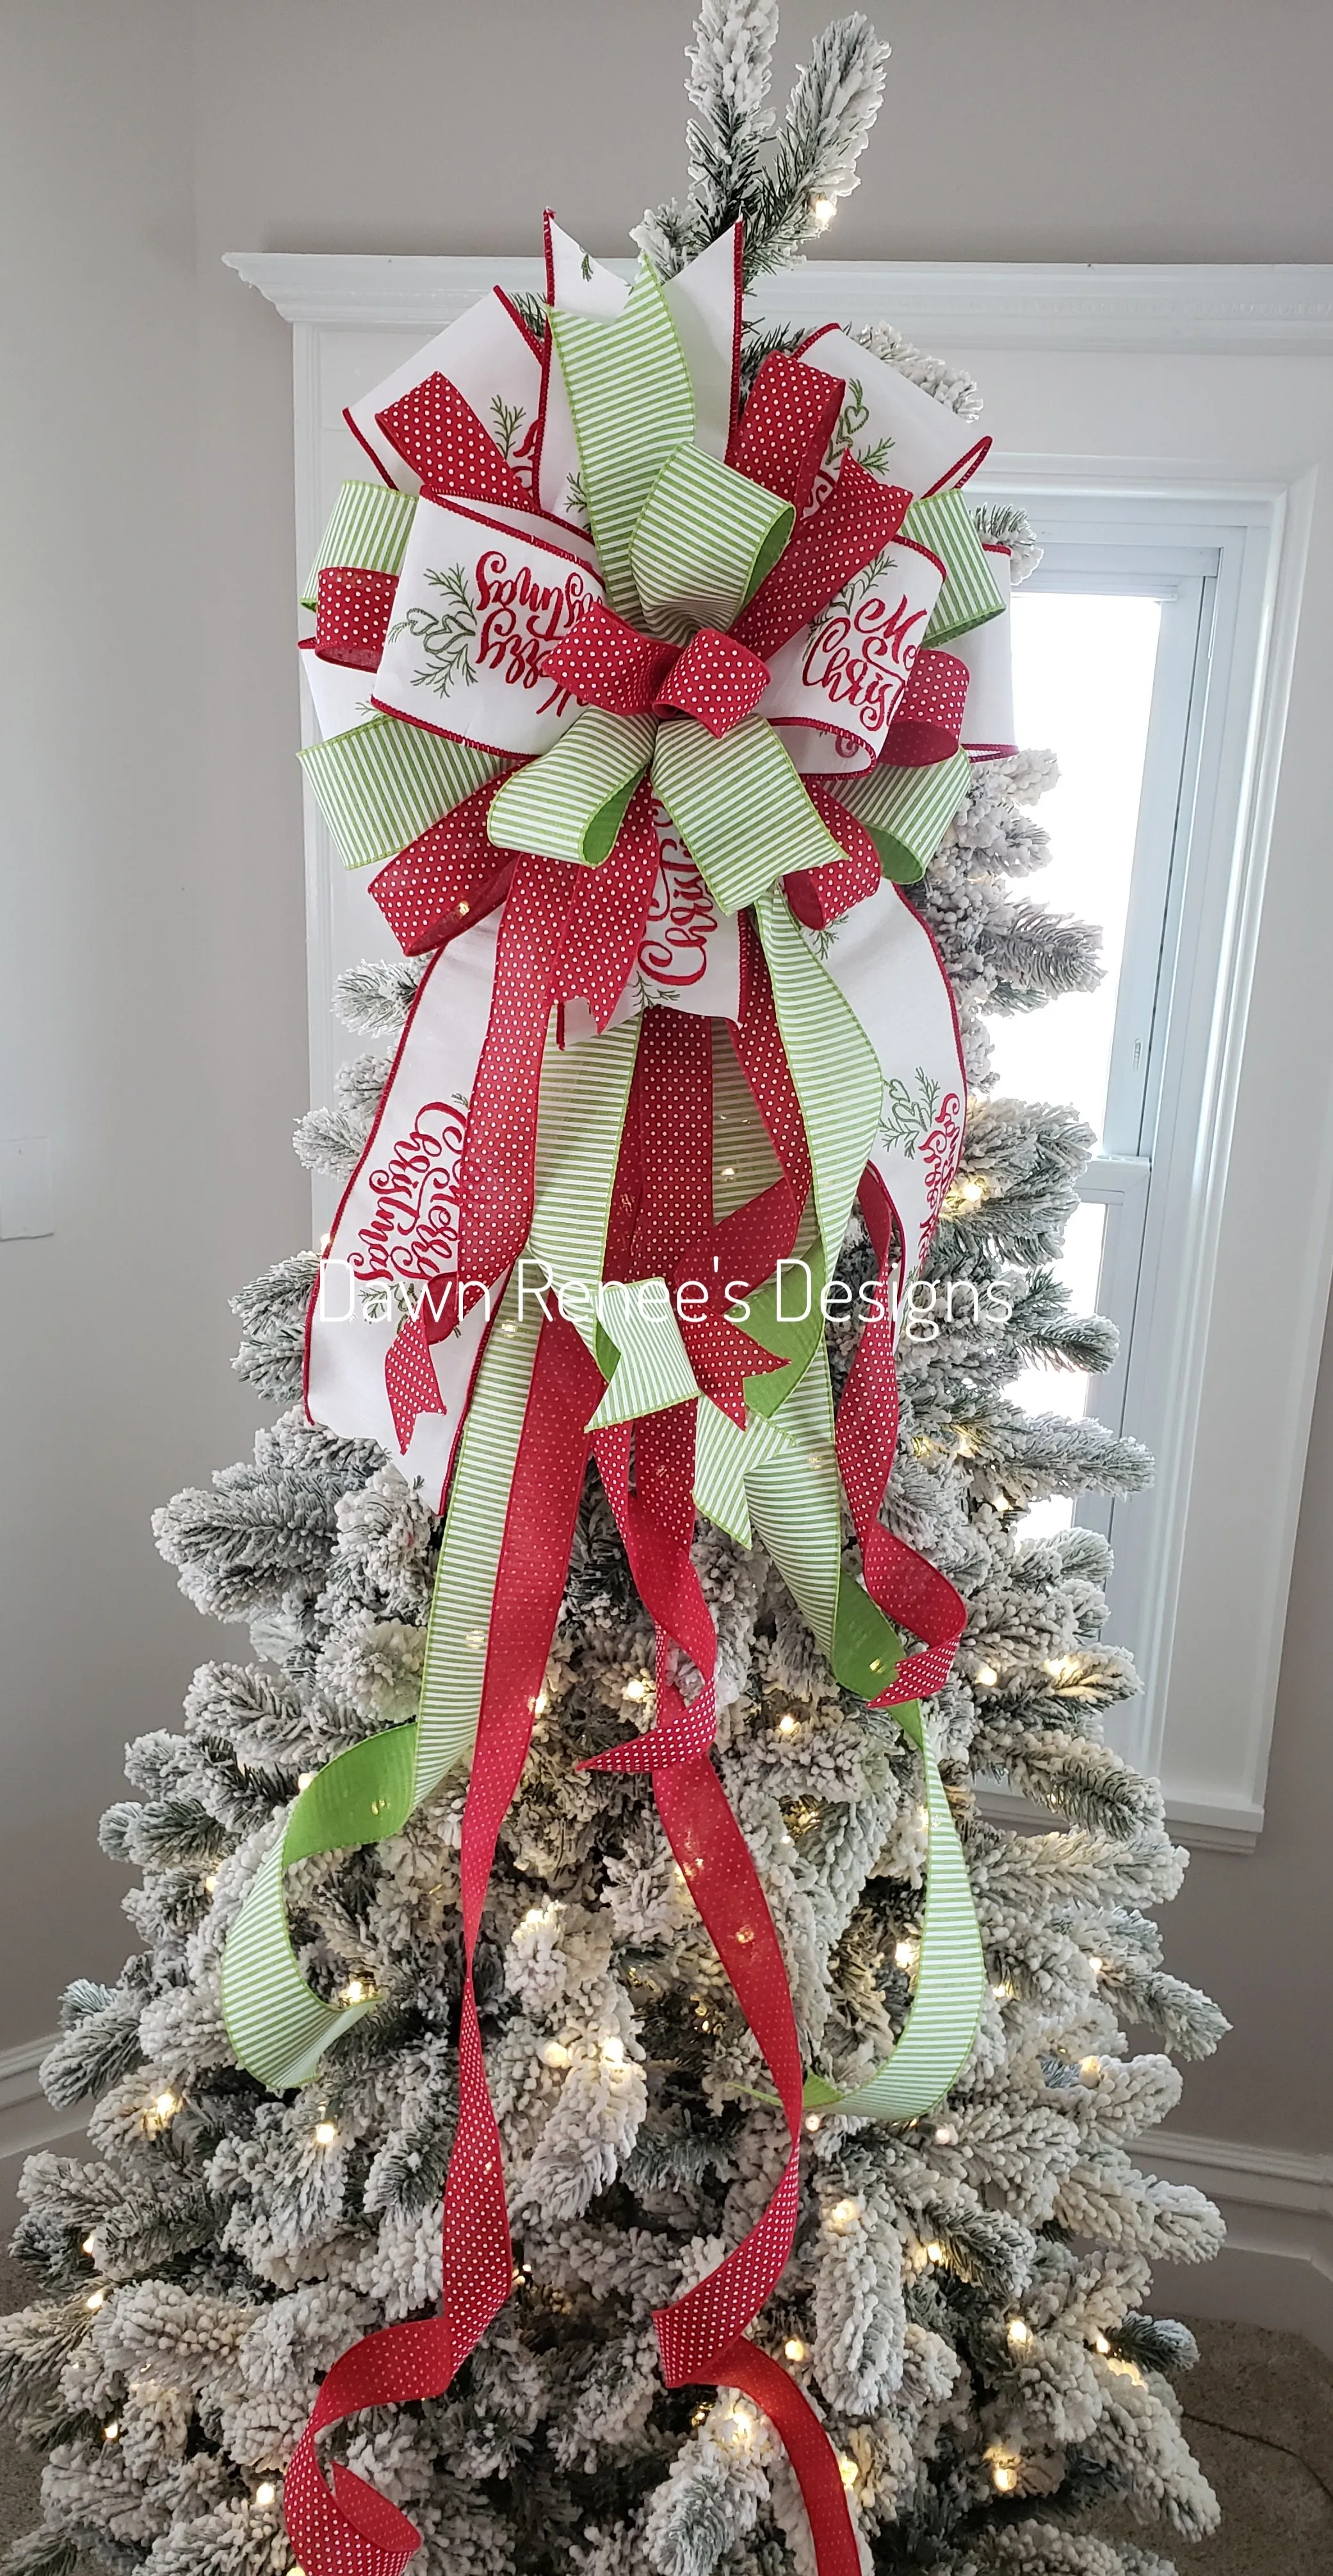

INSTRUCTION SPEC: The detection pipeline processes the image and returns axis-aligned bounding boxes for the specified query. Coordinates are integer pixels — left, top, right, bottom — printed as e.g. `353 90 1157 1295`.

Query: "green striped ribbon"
652 718 848 915
488 710 654 867
300 716 501 872
548 262 695 628
586 1284 700 1430
750 885 884 1290
300 479 417 614
218 1277 538 2093
631 446 793 644
743 1349 986 2115
905 490 1005 646
839 748 973 884
220 1023 640 2094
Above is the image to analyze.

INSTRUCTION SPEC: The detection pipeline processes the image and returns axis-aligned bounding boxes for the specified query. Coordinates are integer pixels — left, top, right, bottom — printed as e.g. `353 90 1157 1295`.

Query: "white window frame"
225 251 1333 1854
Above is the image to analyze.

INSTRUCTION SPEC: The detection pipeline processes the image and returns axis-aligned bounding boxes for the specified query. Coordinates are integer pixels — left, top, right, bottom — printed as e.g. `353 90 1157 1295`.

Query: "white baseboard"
0 2034 81 2165
1147 2126 1333 2358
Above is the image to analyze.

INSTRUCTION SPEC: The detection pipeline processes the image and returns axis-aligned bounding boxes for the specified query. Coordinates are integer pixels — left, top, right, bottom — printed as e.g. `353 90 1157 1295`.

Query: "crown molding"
223 253 1333 354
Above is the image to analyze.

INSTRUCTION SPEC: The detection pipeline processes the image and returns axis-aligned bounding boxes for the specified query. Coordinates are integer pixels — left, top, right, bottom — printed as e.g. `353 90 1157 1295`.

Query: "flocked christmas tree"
0 12 1229 2575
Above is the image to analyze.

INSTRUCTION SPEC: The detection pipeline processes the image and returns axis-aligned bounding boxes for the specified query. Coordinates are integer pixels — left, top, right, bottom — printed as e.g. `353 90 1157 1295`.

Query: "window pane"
985 592 1161 1147
1007 1196 1107 1542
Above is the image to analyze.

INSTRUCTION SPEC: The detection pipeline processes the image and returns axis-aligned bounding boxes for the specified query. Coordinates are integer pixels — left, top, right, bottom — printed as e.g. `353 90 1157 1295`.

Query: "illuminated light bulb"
992 2463 1018 2493
154 2091 178 2121
1094 2332 1111 2356
541 2039 572 2069
1080 2055 1103 2084
1043 1656 1065 1679
202 1872 218 1895
534 1688 549 1716
837 2454 858 2488
810 195 837 229
974 1663 998 1690
994 1494 1012 1515
1088 1957 1105 1977
933 2124 957 2147
1007 2317 1031 2348
925 2241 945 2266
829 2199 858 2232
313 2119 339 2148
102 2418 120 2442
992 1979 1014 2002
804 2112 822 2133
777 1713 799 1736
339 1978 368 2006
255 2481 277 2507
918 1804 930 1831
602 2035 626 2065
894 1939 917 1971
623 1677 649 1703
86 2289 105 2313
297 1772 315 1792
522 1906 547 1930
81 2234 96 2256
957 1177 985 1207
456 900 470 918
784 2337 807 2362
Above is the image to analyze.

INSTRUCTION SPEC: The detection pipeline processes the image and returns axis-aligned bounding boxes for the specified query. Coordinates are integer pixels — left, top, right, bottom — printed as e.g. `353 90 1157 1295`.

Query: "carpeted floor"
0 2255 1328 2567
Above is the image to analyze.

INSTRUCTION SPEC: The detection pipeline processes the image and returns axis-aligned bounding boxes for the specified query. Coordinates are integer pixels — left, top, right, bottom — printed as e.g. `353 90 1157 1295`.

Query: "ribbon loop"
630 442 794 641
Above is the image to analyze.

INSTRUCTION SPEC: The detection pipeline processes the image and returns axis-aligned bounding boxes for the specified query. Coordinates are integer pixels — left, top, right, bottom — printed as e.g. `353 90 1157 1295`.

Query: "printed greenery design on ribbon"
224 104 1028 2576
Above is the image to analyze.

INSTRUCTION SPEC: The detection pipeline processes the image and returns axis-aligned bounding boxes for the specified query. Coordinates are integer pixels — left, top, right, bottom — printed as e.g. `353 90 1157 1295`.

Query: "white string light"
810 194 837 229
776 1712 799 1736
784 2336 806 2362
894 1938 917 1971
1006 2316 1031 2348
102 2418 119 2442
255 2481 277 2507
313 2118 339 2148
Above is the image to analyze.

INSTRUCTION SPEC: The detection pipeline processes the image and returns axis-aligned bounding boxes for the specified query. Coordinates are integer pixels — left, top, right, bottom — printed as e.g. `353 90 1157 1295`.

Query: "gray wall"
2 0 1330 2155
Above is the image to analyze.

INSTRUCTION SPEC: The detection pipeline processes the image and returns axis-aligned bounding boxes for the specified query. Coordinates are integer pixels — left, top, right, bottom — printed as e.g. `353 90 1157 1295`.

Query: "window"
974 485 1283 1815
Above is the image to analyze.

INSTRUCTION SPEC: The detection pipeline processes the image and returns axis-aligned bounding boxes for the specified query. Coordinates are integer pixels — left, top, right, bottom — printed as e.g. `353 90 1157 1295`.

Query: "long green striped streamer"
743 1351 986 2114
300 479 417 613
905 489 1005 646
750 885 884 1292
219 1278 539 2092
652 717 848 914
301 715 501 872
631 446 793 643
221 1024 640 2093
488 710 653 866
839 747 972 884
